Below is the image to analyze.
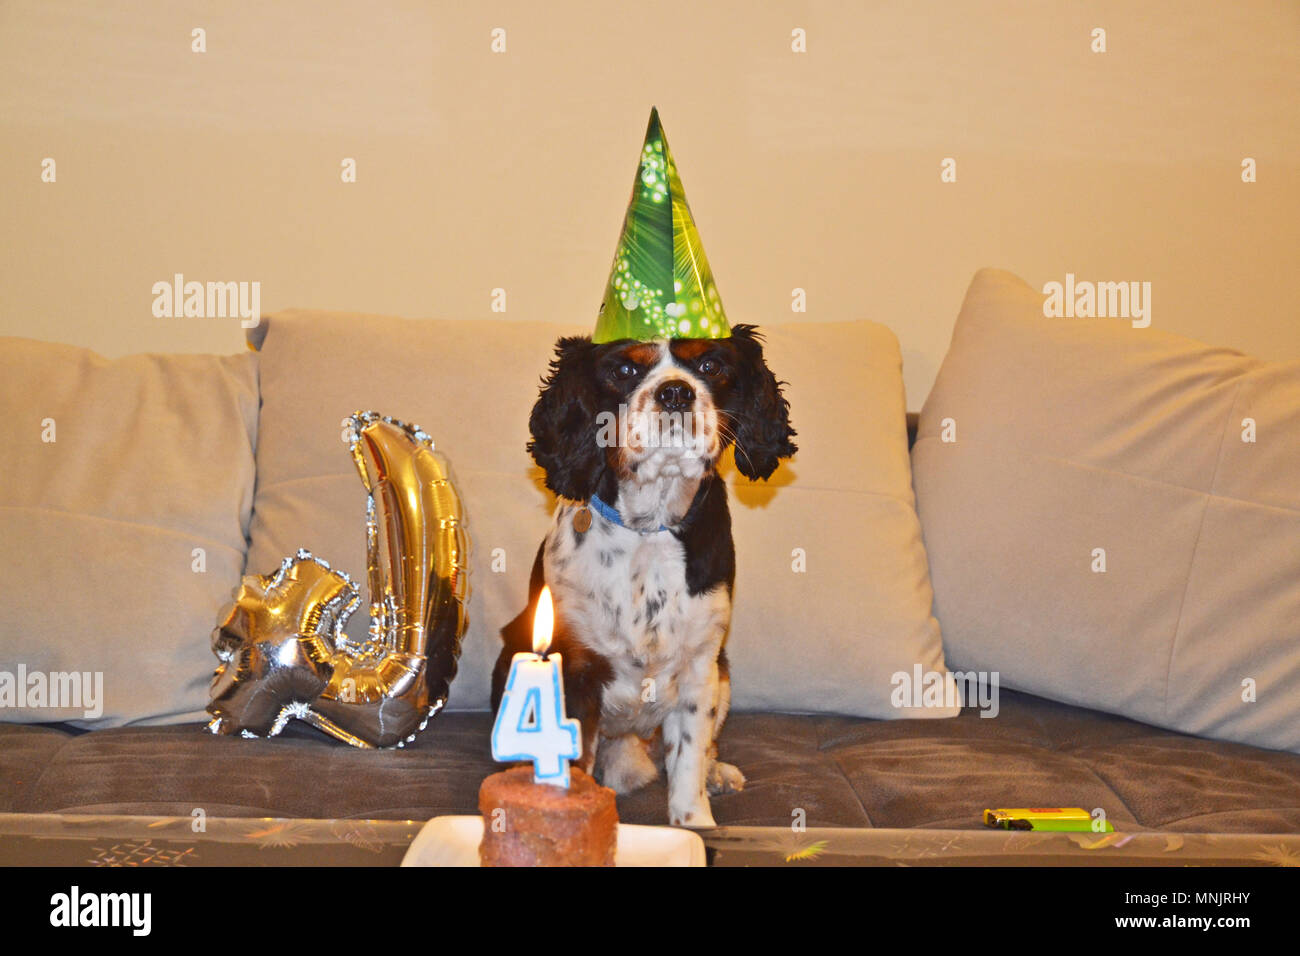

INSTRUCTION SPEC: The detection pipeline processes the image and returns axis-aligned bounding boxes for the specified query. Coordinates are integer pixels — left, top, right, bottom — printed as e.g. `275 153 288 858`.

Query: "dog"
491 325 795 827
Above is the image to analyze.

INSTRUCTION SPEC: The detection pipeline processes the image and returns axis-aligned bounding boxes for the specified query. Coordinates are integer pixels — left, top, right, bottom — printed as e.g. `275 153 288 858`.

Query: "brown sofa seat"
4 689 1298 831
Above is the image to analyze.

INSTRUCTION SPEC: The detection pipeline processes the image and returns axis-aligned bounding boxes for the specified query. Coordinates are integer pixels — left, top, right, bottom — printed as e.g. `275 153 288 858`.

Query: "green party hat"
594 108 731 343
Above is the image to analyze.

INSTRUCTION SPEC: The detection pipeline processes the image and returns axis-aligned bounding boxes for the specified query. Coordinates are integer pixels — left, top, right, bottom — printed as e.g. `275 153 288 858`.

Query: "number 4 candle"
491 586 582 787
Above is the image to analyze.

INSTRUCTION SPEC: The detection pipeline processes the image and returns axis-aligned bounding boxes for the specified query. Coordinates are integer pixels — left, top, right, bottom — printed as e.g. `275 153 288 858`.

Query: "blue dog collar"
588 494 670 534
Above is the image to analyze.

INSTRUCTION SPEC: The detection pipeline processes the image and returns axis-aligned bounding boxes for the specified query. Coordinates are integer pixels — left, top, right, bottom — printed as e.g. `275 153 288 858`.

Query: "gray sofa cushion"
7 691 1300 831
0 340 260 727
913 268 1300 754
0 725 69 813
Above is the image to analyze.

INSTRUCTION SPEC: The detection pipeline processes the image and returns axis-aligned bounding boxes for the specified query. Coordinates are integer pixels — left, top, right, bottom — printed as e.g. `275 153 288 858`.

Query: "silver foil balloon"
206 412 469 748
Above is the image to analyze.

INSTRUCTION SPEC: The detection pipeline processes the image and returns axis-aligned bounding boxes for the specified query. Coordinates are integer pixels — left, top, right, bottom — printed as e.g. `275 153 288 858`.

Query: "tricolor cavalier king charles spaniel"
492 326 795 827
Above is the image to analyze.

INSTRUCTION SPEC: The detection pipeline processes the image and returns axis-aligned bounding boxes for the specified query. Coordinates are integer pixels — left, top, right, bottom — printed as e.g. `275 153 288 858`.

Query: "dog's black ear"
728 325 797 481
527 336 606 501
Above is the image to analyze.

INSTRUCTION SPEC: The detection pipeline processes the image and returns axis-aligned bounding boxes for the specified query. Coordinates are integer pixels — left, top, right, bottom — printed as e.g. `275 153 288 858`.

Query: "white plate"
400 815 706 867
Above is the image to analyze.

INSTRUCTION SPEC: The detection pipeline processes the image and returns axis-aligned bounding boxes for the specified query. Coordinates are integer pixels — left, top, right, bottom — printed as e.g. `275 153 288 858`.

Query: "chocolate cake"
478 766 618 867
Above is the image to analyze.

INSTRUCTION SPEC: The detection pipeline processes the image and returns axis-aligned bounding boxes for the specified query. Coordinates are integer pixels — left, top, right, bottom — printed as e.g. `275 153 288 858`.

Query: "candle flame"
532 586 554 655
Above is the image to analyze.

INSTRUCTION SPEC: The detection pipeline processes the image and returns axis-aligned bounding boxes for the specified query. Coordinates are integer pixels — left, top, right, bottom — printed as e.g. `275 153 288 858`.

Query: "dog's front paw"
706 760 745 795
597 734 659 794
669 796 716 829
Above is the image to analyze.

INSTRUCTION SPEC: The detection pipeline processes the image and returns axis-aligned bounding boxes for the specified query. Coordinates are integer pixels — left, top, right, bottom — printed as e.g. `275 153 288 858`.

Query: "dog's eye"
614 362 641 381
698 358 722 377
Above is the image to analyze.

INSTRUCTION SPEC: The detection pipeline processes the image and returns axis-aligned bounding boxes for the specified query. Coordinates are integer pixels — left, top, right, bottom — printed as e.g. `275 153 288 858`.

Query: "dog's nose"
654 379 695 411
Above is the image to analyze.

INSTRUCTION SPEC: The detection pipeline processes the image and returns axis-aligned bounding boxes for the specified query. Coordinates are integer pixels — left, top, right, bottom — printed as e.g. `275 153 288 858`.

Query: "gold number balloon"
206 412 469 748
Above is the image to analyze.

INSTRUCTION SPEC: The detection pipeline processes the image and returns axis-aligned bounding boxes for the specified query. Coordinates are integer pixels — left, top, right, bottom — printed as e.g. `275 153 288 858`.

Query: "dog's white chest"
543 503 728 736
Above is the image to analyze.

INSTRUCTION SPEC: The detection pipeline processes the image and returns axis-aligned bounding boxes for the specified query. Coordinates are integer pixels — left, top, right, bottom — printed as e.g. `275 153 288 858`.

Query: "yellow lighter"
983 807 1114 832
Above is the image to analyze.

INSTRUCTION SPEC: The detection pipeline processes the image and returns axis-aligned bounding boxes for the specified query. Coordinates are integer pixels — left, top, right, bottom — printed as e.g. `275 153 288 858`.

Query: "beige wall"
2 0 1296 408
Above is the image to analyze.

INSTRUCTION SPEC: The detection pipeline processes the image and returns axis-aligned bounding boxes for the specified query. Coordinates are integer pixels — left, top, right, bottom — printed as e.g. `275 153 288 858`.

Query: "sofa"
3 269 1298 842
